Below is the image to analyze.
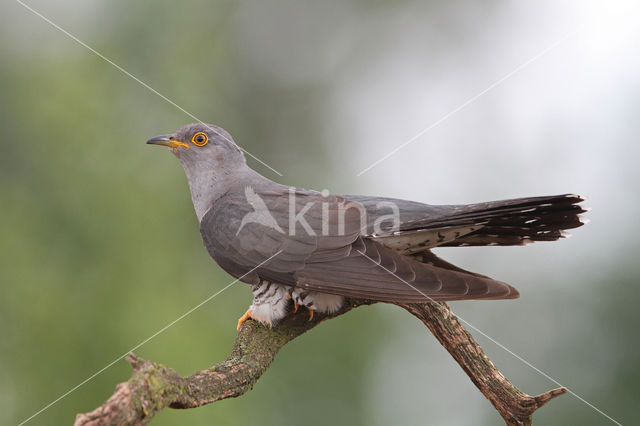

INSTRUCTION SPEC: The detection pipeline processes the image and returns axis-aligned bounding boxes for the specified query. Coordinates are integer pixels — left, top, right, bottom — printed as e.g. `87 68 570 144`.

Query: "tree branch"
397 302 566 425
74 300 565 425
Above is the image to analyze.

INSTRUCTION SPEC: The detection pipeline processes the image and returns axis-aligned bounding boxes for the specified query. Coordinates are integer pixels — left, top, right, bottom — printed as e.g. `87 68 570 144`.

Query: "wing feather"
201 184 519 302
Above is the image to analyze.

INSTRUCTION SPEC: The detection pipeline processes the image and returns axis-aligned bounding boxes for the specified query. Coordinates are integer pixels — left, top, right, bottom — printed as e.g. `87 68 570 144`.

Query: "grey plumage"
147 123 587 327
237 186 285 235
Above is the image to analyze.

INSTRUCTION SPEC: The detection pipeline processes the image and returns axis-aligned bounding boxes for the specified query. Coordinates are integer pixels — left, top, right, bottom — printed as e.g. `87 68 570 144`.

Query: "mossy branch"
74 300 565 425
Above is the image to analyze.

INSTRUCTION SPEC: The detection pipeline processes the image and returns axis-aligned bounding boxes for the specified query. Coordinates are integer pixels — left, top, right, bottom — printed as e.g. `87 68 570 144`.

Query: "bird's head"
146 123 246 170
147 123 250 220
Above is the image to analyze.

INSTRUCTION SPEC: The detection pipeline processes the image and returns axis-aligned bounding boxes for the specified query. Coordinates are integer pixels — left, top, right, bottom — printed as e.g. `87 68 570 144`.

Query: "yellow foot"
293 301 299 313
237 308 272 331
237 308 252 331
307 307 314 322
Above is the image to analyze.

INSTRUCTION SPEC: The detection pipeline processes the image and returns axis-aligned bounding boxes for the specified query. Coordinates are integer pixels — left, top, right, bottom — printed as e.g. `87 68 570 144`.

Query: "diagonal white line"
14 0 283 177
356 249 622 426
17 250 283 426
356 30 578 177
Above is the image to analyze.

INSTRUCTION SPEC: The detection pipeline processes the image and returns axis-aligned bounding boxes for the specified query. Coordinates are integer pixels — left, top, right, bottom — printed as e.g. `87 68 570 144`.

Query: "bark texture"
75 300 565 426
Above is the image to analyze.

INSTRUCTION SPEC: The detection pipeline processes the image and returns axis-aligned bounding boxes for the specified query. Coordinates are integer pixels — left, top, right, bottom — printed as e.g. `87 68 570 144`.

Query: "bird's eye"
191 132 209 146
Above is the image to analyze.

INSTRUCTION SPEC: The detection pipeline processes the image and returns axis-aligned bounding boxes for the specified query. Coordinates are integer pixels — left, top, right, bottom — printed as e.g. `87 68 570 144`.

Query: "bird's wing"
200 185 517 302
296 237 518 301
200 186 364 285
244 186 267 209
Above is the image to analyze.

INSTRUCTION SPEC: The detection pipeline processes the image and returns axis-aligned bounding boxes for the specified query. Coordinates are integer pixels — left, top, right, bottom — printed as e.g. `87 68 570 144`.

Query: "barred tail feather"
440 194 587 247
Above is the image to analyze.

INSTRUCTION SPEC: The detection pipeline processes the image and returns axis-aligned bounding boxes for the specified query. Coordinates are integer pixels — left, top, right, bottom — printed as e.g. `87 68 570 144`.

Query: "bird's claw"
237 308 273 331
237 308 253 331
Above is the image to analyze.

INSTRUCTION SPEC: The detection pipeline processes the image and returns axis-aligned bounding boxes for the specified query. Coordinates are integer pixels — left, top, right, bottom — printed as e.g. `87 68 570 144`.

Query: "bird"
147 123 587 331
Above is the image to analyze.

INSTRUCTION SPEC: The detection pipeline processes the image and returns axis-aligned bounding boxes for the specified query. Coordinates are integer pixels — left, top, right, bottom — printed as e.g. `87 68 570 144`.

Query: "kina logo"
236 186 285 235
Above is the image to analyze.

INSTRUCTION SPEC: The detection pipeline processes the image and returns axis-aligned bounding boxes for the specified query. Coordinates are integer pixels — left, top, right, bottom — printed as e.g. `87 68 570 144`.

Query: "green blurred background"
1 1 638 425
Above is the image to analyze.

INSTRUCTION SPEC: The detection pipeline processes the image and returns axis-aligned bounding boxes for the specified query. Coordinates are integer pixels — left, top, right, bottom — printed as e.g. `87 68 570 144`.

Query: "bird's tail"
434 194 588 247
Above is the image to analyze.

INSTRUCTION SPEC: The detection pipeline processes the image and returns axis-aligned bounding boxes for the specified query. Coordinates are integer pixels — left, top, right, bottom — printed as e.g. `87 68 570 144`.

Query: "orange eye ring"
191 132 209 146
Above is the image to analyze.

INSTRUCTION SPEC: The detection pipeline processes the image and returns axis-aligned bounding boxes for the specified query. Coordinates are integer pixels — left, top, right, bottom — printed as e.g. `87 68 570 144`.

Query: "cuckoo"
147 123 587 330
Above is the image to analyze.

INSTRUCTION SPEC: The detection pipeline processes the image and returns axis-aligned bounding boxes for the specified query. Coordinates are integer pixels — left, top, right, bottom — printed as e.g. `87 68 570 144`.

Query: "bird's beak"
146 135 190 149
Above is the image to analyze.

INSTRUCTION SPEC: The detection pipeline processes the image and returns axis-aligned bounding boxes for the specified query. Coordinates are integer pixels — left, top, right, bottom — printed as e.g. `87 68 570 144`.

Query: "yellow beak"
146 135 190 149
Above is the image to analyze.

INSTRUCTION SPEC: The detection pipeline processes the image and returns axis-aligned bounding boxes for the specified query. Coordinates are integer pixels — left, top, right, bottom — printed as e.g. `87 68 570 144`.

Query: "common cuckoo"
147 123 586 330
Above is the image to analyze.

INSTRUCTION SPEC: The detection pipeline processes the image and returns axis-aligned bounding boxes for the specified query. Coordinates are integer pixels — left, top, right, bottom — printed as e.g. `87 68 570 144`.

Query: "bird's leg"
285 289 299 314
307 307 314 321
237 307 275 331
237 308 253 331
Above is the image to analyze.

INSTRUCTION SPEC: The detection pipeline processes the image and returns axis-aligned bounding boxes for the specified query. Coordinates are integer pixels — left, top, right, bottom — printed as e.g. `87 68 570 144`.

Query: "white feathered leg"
291 288 344 320
237 281 290 330
237 282 345 330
